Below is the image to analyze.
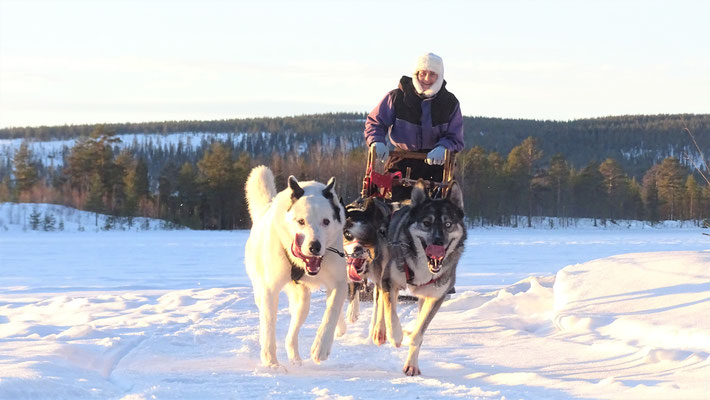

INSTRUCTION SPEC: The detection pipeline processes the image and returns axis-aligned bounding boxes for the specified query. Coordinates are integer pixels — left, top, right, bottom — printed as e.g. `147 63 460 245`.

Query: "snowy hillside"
0 203 183 232
0 133 248 167
1 222 708 399
0 130 356 168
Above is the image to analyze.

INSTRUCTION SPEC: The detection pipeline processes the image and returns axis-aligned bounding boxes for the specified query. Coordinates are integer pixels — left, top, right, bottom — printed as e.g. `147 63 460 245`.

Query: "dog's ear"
288 175 304 200
322 177 343 223
322 177 336 198
446 180 464 210
363 197 384 220
372 197 391 220
410 179 429 206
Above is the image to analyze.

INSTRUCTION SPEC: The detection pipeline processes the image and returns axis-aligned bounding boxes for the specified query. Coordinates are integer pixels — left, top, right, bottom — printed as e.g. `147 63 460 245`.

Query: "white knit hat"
412 52 444 97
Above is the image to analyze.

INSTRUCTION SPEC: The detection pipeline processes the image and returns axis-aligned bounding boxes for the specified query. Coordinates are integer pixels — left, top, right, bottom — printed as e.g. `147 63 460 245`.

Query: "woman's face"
416 70 438 90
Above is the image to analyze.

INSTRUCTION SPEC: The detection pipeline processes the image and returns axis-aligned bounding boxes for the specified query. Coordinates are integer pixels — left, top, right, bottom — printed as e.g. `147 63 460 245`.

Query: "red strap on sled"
365 164 401 199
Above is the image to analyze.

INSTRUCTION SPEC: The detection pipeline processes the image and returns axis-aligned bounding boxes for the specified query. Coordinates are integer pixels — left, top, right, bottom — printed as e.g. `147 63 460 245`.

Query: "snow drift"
0 208 708 399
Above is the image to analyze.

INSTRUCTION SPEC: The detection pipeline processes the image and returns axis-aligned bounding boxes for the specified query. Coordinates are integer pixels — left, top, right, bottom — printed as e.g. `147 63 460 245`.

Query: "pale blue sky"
1 0 708 129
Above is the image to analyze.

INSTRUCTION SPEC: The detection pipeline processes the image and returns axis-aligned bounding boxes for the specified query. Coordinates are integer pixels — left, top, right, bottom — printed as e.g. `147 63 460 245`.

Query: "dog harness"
363 165 402 199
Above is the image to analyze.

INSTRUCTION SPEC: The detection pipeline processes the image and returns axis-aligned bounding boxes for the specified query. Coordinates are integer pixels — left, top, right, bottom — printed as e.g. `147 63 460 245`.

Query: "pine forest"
0 113 708 230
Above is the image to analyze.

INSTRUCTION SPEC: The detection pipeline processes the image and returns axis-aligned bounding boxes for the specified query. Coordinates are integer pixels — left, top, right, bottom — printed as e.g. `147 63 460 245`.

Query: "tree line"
1 126 708 229
2 113 708 180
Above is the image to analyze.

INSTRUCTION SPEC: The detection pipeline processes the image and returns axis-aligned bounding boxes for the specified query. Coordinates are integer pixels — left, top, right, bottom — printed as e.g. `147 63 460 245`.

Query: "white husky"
244 166 347 369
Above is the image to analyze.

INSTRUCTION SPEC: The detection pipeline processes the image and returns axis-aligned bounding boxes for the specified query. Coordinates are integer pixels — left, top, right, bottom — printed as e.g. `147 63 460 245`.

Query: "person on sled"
364 52 464 201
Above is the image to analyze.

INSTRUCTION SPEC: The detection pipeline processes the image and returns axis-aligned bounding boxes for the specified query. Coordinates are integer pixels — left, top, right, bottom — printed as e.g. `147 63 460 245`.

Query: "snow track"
1 215 709 399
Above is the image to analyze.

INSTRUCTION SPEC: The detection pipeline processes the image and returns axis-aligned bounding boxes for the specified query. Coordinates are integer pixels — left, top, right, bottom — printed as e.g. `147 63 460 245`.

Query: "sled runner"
361 147 457 201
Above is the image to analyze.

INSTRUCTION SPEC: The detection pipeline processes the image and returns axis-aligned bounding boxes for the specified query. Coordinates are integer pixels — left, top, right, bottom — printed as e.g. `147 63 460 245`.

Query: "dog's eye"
344 231 353 241
445 221 452 228
323 218 330 226
422 220 432 228
297 218 305 226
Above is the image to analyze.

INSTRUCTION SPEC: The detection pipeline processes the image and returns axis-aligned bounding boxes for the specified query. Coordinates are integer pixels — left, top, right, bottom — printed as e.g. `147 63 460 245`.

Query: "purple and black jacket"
364 76 464 152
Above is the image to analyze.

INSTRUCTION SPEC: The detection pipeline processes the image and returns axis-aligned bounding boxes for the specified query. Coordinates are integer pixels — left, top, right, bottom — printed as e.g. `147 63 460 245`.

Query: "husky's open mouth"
424 243 446 274
291 237 322 275
346 256 366 282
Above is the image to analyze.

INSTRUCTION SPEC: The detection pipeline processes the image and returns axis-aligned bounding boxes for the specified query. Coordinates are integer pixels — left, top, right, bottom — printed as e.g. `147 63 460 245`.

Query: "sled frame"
361 147 456 200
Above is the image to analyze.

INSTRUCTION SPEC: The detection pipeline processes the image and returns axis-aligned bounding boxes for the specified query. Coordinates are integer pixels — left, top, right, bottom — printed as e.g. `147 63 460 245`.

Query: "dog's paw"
403 364 421 376
310 341 330 364
289 357 303 367
389 326 403 348
261 362 288 373
371 329 387 346
346 308 359 323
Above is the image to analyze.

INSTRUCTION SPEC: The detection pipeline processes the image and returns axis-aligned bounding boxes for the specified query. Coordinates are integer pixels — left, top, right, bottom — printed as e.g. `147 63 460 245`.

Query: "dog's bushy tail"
245 165 277 223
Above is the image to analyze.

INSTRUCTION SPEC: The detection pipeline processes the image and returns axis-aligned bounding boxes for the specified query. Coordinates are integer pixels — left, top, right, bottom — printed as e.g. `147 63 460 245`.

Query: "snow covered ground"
1 203 709 399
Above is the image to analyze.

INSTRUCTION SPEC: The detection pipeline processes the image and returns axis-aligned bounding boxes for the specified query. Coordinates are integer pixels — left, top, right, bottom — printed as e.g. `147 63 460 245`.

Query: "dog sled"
356 146 459 302
361 146 457 201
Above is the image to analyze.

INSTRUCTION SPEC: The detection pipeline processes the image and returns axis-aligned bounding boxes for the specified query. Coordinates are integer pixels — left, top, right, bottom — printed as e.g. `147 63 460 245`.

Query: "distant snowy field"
1 203 709 399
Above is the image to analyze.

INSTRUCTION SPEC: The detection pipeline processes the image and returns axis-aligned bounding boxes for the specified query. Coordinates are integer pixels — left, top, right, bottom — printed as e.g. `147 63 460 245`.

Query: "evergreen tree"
122 165 139 217
505 137 544 227
459 146 494 223
624 178 645 221
656 157 686 220
85 173 105 226
197 142 240 229
29 208 41 230
599 158 626 221
64 126 121 211
176 162 200 227
157 163 178 220
13 142 39 199
0 177 10 202
134 158 150 198
572 162 605 224
642 165 660 223
548 154 570 219
232 152 252 227
684 175 701 221
42 212 56 231
114 151 134 215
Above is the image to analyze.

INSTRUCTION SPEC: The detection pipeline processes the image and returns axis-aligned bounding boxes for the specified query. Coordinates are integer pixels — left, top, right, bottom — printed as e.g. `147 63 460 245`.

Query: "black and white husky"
342 197 392 344
244 166 347 369
380 180 466 376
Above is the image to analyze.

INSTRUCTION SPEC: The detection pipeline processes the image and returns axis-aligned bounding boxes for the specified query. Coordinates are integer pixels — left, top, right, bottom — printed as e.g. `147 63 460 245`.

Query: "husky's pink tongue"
292 234 322 275
346 258 365 282
348 265 363 282
425 244 446 260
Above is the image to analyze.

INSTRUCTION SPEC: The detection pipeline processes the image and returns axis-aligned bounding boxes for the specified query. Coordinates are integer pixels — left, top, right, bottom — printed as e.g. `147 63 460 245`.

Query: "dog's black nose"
309 241 321 254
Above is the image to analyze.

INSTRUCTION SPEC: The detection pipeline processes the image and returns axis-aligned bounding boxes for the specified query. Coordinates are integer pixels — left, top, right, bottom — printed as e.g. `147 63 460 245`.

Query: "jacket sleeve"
364 92 396 146
435 102 464 152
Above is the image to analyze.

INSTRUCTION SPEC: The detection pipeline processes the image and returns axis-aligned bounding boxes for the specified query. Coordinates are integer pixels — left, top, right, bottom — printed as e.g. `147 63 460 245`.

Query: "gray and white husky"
380 180 466 376
244 166 347 369
342 197 392 344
